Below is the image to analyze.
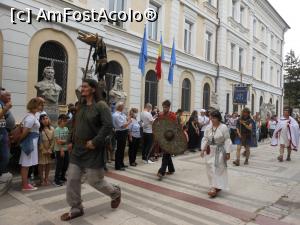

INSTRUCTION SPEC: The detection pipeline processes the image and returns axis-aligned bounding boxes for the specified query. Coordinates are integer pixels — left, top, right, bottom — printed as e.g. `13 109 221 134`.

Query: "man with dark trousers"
157 100 177 180
112 102 131 171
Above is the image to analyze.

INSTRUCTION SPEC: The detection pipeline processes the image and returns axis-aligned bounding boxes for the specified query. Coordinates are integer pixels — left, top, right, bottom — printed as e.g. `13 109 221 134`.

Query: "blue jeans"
0 128 9 175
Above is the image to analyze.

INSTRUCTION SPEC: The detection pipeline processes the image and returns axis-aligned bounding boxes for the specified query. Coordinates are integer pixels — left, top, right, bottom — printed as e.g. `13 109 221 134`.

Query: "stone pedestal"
44 104 59 126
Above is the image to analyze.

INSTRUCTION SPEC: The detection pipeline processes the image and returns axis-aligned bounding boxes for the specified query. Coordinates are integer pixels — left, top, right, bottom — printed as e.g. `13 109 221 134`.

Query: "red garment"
159 111 177 122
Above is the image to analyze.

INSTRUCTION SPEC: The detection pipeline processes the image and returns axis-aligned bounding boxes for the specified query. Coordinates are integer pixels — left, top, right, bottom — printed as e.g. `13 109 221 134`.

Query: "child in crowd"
54 114 69 186
128 108 141 167
38 114 55 186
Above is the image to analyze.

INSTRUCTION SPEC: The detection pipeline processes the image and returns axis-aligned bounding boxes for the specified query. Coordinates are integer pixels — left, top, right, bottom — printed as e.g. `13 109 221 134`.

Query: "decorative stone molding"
260 42 267 49
203 1 217 15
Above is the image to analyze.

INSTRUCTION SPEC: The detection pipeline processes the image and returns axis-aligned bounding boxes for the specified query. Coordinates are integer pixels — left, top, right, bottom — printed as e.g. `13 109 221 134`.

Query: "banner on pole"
233 84 249 105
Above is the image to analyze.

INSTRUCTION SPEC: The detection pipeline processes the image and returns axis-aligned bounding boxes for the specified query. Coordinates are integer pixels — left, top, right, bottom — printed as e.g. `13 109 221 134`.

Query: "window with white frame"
253 19 257 37
261 25 265 42
240 6 245 25
277 69 280 87
261 61 264 80
184 20 192 54
271 34 274 50
109 0 125 28
148 2 159 40
230 43 235 69
270 66 274 83
252 56 256 76
277 40 281 53
232 0 237 20
205 32 212 61
239 47 244 72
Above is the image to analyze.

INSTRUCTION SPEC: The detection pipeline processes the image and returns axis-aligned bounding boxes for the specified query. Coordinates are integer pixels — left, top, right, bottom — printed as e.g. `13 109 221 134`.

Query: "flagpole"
171 78 174 111
140 22 147 114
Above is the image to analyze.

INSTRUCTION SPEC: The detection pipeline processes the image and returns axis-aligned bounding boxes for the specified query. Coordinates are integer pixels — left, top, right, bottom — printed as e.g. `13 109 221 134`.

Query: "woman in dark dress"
187 110 200 152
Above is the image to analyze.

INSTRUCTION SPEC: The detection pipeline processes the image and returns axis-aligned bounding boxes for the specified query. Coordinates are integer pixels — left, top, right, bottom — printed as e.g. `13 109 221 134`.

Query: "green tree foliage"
284 50 300 108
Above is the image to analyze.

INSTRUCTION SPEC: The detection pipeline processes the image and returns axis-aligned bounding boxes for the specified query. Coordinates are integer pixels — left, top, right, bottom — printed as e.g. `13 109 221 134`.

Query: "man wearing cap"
198 109 210 149
271 107 300 162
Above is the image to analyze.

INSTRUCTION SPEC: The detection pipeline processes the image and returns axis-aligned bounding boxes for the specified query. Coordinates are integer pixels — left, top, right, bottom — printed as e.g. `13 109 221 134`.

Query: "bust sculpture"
35 66 62 104
109 76 127 105
210 91 220 111
260 103 276 122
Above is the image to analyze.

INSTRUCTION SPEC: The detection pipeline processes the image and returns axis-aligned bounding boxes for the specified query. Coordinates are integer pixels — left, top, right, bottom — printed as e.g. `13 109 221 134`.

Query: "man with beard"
61 79 121 221
233 108 254 166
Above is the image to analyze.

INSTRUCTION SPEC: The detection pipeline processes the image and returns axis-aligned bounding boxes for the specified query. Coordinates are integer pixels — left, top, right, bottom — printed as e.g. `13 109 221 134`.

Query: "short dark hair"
58 114 68 120
162 100 171 107
176 109 183 114
210 110 222 122
283 107 292 115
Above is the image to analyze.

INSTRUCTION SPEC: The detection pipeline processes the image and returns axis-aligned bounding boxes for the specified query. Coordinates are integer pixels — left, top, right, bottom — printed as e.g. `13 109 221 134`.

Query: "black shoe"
60 177 67 182
122 165 128 168
115 168 126 171
53 181 63 187
104 167 108 171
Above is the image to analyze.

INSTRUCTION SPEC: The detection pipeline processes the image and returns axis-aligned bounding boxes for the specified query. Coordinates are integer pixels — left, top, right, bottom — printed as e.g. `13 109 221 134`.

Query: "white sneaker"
0 172 13 196
147 160 155 164
143 160 148 164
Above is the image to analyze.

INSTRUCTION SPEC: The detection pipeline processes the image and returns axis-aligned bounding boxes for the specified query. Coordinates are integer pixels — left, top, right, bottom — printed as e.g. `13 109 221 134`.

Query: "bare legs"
278 145 292 162
21 167 29 187
233 145 250 166
38 164 51 185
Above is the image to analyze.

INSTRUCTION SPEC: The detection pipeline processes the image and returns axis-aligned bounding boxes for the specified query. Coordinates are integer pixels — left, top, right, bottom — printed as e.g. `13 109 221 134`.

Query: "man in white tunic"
201 111 232 198
271 107 299 162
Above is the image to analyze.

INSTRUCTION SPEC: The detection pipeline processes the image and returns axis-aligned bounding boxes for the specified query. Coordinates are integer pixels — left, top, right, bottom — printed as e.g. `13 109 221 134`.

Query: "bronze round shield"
152 117 187 155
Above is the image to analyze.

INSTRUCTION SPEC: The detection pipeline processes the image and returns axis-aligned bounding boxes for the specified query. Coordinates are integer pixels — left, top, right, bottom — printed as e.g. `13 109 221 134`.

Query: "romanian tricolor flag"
155 35 165 80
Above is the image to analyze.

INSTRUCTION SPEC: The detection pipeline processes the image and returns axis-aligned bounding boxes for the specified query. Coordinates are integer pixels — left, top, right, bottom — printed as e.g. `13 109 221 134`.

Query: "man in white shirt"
140 103 155 163
198 109 210 148
112 102 131 170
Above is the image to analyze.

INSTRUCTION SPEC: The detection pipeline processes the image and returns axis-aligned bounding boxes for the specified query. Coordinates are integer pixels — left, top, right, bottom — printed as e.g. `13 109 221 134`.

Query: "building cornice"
255 0 290 32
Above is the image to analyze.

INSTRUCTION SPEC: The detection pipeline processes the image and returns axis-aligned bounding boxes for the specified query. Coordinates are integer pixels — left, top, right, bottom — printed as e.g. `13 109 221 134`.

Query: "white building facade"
0 0 289 121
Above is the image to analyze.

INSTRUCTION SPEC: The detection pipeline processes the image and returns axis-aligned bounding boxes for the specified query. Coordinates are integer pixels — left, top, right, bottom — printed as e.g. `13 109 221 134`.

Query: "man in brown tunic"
61 79 121 221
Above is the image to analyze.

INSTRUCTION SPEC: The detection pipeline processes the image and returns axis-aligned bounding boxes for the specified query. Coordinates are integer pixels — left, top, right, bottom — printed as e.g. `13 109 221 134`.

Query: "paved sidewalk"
1 143 300 225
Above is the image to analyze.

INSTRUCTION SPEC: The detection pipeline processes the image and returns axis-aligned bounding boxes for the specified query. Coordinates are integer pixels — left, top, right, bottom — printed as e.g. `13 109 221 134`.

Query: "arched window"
181 78 191 111
276 100 279 115
251 94 255 114
145 70 158 107
259 96 263 106
38 41 68 104
106 61 123 103
203 83 210 110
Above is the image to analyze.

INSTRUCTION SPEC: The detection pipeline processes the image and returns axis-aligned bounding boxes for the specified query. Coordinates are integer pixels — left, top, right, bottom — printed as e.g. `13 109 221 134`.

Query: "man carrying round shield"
153 100 187 180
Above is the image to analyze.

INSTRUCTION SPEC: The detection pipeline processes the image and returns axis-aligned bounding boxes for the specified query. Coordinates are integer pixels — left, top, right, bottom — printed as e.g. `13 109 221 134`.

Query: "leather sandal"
61 210 84 221
277 156 283 162
233 160 240 166
208 188 217 198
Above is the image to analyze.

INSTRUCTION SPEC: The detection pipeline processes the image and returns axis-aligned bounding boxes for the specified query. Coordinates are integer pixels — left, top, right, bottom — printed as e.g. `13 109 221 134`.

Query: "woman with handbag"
18 98 41 191
38 114 55 186
200 110 232 198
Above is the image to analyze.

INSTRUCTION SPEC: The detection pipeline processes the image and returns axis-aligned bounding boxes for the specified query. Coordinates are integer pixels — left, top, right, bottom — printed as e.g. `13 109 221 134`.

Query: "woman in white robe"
201 110 232 198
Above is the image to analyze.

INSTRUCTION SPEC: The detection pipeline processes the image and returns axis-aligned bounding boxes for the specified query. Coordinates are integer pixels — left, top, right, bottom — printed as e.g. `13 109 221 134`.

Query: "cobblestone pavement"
1 142 300 225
